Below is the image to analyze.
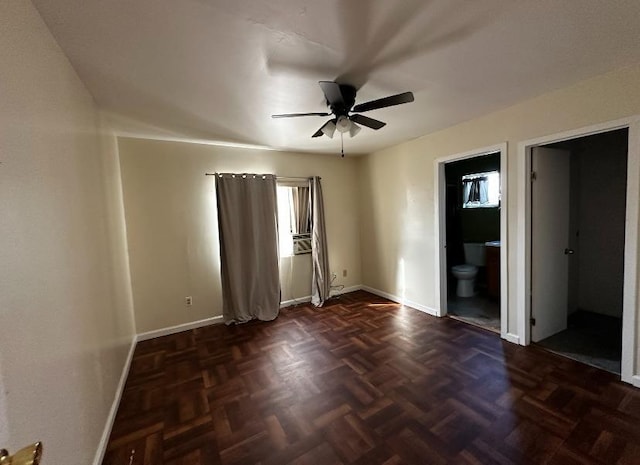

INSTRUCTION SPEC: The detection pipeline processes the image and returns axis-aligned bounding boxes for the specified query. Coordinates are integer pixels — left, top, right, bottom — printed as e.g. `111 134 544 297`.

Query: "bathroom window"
462 171 500 208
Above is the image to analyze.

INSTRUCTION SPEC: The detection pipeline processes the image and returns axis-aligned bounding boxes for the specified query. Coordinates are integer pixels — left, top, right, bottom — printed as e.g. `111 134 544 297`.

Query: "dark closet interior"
536 128 628 374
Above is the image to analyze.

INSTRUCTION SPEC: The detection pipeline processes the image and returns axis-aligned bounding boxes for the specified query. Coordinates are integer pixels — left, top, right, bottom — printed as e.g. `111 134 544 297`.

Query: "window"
277 184 311 256
462 170 500 208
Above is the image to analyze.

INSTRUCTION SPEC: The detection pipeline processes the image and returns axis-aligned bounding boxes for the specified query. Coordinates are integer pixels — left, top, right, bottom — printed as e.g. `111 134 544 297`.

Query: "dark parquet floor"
103 291 640 465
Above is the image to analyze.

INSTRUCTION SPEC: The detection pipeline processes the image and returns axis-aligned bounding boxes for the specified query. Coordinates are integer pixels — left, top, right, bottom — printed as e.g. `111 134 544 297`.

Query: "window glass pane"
462 171 500 208
277 185 294 256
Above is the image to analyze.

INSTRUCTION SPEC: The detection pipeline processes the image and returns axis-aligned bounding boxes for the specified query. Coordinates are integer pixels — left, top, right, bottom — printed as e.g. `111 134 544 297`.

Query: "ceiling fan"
272 81 414 139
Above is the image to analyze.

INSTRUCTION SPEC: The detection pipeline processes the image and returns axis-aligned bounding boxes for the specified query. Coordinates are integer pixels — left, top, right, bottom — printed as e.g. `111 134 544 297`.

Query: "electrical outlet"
342 269 347 277
185 296 192 306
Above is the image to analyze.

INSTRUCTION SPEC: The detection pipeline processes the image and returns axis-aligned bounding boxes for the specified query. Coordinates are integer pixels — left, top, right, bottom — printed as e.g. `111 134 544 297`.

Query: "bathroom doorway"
531 129 628 374
436 144 508 337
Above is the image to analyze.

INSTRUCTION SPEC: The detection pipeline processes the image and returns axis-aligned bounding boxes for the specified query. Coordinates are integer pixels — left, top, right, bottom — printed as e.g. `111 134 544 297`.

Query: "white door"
531 147 571 342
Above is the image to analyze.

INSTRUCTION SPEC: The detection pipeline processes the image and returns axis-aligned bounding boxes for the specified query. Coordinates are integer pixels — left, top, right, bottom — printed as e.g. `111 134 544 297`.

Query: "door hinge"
530 317 536 326
531 171 537 182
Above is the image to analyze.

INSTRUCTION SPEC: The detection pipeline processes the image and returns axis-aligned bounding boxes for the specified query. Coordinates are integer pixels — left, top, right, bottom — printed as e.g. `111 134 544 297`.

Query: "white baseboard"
335 285 363 295
137 315 224 341
280 296 311 308
360 286 439 317
360 285 397 302
280 285 364 308
93 336 137 465
503 332 520 345
632 375 640 388
404 298 439 317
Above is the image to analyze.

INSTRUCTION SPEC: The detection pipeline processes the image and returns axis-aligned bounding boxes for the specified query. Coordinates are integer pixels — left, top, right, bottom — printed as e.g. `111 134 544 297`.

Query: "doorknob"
564 248 575 255
0 442 42 465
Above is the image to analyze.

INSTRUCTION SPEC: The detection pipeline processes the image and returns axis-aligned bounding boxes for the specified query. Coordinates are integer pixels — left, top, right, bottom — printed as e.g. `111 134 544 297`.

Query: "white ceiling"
33 0 640 155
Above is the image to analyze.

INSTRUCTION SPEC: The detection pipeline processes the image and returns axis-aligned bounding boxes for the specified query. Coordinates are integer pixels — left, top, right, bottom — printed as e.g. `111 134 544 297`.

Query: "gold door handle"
0 442 42 465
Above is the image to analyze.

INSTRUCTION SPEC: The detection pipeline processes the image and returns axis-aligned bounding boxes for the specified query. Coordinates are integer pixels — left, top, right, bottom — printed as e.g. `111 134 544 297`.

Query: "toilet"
451 243 486 297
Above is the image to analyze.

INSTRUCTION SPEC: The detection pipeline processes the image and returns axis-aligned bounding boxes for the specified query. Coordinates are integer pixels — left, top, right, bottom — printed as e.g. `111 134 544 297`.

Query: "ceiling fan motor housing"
328 84 356 116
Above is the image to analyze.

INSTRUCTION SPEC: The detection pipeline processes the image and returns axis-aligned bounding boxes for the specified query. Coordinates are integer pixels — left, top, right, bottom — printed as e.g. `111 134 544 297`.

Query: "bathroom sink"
485 240 501 247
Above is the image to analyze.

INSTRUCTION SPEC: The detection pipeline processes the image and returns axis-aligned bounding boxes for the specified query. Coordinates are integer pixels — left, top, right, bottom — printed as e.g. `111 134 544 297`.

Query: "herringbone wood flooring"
103 291 640 464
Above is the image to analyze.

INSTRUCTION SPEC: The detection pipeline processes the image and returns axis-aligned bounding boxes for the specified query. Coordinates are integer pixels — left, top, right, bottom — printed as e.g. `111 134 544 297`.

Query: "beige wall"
359 64 640 351
0 1 135 463
118 138 361 333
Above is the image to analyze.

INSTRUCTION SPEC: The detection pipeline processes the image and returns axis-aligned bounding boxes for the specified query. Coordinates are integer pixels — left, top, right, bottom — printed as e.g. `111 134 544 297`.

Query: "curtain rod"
205 173 317 181
278 176 314 181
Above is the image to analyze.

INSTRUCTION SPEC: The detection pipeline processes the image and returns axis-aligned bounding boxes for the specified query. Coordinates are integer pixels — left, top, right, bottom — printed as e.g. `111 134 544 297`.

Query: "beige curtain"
310 176 331 306
290 186 310 235
215 173 280 324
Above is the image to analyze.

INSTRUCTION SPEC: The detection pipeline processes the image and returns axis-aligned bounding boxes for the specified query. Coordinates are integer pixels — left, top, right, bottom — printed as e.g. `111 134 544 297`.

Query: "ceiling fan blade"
352 91 414 113
272 112 331 118
312 120 336 138
350 114 386 130
318 81 345 107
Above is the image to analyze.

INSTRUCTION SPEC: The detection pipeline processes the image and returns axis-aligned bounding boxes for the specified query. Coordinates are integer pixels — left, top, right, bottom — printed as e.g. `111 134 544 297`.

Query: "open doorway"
442 151 502 333
530 129 628 374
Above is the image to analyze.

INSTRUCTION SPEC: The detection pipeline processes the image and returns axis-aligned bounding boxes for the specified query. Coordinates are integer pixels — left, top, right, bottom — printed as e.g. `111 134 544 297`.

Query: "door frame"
516 116 640 385
435 142 509 340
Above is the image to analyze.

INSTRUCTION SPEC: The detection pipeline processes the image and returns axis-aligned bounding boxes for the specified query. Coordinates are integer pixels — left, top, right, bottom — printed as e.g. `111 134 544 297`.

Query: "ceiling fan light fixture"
321 121 336 138
336 115 351 134
349 122 361 138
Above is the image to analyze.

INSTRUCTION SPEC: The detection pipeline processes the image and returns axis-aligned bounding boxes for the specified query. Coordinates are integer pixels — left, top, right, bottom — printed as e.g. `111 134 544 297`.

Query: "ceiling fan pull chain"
341 132 344 158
